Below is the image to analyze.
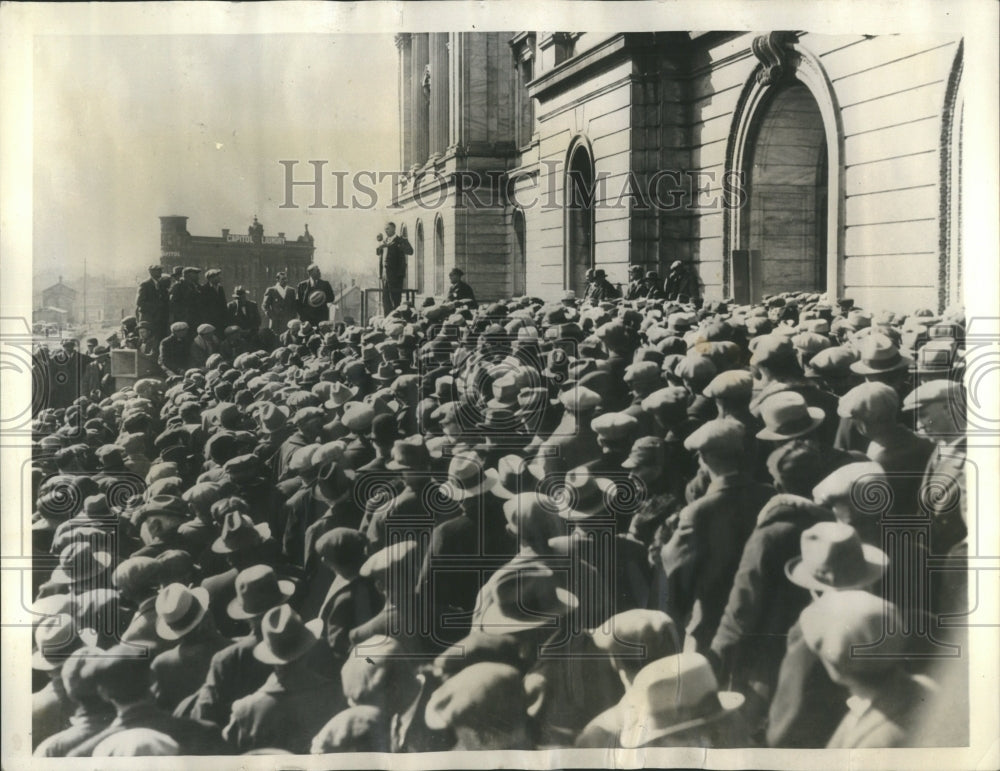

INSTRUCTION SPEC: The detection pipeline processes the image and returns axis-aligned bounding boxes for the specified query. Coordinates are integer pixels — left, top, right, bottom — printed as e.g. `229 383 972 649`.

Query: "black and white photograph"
1 2 998 768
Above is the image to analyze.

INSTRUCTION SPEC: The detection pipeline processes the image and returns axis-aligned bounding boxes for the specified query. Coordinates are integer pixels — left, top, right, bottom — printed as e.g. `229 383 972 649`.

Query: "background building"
38 278 77 323
159 215 316 305
391 31 967 312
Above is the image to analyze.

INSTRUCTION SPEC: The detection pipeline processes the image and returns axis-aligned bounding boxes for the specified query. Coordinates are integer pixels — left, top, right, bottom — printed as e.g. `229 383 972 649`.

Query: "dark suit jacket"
189 634 271 728
295 278 335 324
378 236 413 288
446 280 478 308
151 630 232 712
135 278 168 326
660 473 776 652
227 299 261 332
224 669 343 754
200 283 229 331
318 574 383 663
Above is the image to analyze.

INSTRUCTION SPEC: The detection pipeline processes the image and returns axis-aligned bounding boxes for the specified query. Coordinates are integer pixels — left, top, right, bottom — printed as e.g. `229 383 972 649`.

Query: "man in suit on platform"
227 286 261 335
376 221 413 313
296 264 335 325
262 272 298 331
135 264 169 341
446 268 478 308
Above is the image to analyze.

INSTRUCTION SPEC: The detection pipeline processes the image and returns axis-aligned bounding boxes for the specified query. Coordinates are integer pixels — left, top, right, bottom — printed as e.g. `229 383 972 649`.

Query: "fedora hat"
441 452 499 502
155 583 210 640
619 653 744 748
850 333 913 375
252 604 323 665
211 510 271 554
785 521 888 591
32 614 97 671
487 375 520 410
911 341 957 376
493 455 535 499
384 435 431 471
478 406 518 431
258 403 290 433
755 391 826 441
227 564 296 620
49 541 113 586
324 381 359 409
477 566 578 635
372 362 401 383
555 466 615 521
589 609 681 661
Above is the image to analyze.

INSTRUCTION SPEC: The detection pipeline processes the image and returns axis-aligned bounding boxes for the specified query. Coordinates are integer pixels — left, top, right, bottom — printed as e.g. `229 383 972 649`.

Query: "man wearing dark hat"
34 646 115 757
296 263 336 325
191 564 294 727
223 604 342 754
150 583 231 713
587 268 622 301
136 264 170 341
446 267 477 308
663 260 699 303
168 266 202 327
275 406 327 482
376 221 413 313
227 285 261 335
362 436 438 553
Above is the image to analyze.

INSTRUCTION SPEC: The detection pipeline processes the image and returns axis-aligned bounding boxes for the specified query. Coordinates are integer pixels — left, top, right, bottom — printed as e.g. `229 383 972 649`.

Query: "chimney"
277 232 285 239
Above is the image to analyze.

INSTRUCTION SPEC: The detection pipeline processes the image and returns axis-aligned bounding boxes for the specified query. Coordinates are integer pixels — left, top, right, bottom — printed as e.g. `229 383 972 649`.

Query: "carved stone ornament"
751 31 798 86
421 64 432 99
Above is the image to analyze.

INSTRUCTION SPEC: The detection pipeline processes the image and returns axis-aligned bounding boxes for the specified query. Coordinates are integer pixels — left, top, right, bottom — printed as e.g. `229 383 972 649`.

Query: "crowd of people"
28 262 970 756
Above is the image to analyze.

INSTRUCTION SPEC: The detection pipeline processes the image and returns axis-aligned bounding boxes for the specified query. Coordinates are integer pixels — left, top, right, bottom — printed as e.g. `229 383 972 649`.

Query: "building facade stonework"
391 31 966 312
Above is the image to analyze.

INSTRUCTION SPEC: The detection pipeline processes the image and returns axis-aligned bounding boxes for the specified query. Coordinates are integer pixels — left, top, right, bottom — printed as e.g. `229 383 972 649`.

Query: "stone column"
410 33 430 172
428 33 450 161
395 34 412 171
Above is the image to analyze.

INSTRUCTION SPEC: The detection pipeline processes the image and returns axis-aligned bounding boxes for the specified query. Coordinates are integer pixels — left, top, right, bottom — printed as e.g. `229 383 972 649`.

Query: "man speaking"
376 221 413 314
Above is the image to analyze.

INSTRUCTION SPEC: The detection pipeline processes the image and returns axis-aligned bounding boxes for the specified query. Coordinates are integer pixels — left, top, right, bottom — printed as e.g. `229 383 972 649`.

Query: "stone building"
159 215 316 306
390 31 967 312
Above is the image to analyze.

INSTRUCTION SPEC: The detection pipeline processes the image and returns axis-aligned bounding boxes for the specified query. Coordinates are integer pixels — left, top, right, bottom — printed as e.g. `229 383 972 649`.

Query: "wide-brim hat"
441 467 500 502
49 548 113 586
252 608 323 665
619 690 745 748
477 570 579 634
211 520 272 554
155 585 210 641
785 545 887 591
755 401 826 442
557 471 615 521
227 574 296 620
307 290 327 308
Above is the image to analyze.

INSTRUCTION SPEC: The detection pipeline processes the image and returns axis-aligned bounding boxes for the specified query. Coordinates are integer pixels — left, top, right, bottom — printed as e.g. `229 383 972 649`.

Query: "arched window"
727 43 842 303
565 139 595 295
434 216 445 296
414 220 425 294
512 208 527 297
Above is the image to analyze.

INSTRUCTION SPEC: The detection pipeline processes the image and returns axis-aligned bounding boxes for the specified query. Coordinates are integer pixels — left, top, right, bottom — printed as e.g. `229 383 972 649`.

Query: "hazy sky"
33 34 398 282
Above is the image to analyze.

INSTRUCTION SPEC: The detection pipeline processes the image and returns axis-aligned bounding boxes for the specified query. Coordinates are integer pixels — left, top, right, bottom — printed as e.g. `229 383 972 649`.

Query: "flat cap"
683 418 746 454
837 382 899 421
702 369 753 401
901 379 964 412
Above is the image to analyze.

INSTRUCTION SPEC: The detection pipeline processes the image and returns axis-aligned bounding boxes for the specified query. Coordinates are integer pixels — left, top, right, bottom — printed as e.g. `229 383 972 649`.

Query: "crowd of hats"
25 287 969 756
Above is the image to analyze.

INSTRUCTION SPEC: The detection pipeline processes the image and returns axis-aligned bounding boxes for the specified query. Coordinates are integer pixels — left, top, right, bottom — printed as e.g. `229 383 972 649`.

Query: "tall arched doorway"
741 82 828 300
414 220 425 294
433 216 445 296
565 140 595 295
512 208 527 297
